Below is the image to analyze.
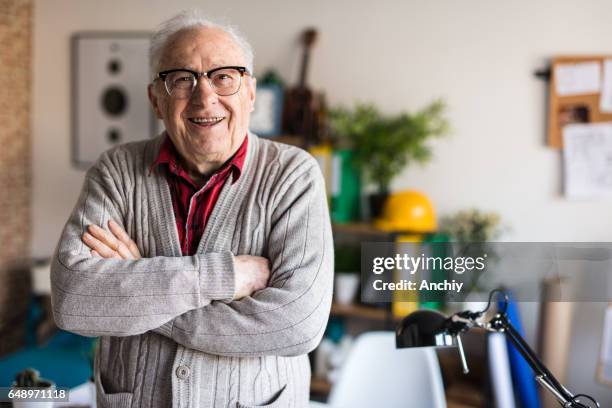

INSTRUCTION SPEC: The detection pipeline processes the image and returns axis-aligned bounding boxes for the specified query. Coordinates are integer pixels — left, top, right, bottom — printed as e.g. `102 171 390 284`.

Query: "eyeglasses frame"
155 66 250 97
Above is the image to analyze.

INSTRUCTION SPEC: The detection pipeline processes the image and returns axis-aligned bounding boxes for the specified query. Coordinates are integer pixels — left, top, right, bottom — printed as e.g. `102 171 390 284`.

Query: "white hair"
149 10 254 77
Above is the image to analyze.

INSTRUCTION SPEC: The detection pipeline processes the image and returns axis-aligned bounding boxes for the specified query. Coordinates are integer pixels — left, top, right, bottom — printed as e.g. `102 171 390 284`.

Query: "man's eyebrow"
202 63 238 72
160 63 238 72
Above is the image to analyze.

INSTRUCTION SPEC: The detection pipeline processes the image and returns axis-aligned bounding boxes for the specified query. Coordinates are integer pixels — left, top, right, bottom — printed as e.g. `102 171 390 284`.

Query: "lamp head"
395 309 458 349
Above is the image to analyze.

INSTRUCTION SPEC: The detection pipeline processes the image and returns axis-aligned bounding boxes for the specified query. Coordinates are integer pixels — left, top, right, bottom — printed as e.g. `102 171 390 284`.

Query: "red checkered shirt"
151 134 247 255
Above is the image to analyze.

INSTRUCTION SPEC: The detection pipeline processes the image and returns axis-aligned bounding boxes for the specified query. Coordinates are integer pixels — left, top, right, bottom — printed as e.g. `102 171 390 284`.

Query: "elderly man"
51 11 333 408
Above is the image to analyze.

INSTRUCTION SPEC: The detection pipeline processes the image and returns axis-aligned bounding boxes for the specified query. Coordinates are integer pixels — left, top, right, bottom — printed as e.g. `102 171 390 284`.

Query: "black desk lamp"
395 290 600 408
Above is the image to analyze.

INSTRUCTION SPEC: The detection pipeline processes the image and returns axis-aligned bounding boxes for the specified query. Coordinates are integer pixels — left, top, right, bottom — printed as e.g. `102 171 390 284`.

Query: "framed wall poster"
72 32 158 168
249 84 284 137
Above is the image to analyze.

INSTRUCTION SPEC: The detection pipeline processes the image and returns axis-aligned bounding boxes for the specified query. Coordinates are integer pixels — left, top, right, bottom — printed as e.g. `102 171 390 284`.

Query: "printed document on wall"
563 123 612 199
555 62 601 96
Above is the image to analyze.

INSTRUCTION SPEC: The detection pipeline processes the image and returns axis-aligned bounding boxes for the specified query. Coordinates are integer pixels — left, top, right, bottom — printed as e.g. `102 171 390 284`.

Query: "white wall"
32 0 611 403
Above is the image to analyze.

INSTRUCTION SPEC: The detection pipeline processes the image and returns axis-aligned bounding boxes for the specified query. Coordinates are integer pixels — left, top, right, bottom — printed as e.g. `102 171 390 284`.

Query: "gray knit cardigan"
50 132 334 408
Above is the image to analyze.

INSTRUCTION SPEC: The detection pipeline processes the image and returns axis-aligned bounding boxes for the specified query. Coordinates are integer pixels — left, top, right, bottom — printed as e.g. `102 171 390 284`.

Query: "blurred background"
1 0 611 406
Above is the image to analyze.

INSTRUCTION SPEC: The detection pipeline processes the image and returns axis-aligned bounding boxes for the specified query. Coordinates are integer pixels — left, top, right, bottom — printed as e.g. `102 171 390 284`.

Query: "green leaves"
439 209 503 293
15 368 41 387
329 99 450 192
440 209 502 244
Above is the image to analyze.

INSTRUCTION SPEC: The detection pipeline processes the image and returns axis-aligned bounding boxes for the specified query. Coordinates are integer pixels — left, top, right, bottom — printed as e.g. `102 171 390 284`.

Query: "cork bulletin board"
548 55 612 148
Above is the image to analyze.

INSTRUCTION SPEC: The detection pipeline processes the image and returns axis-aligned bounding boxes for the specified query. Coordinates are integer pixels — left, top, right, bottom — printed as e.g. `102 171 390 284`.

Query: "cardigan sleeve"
50 159 236 338
152 161 334 357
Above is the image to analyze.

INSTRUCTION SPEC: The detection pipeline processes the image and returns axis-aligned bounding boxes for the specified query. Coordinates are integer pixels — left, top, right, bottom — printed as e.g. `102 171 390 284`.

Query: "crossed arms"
50 153 333 357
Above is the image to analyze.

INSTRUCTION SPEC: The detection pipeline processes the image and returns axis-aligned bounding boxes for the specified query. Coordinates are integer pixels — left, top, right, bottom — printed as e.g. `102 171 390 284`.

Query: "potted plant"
11 368 56 408
440 209 503 307
328 99 450 217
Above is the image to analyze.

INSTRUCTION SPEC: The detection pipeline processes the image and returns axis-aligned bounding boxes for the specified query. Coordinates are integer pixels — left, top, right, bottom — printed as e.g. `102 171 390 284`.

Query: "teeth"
191 117 224 123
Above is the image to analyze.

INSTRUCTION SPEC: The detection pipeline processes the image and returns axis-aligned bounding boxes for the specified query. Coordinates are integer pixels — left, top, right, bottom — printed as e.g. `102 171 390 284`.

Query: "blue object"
500 293 542 408
0 340 93 388
0 295 95 388
324 317 346 343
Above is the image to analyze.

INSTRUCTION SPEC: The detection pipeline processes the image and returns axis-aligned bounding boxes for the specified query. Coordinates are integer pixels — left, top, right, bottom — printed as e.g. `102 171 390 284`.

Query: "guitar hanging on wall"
282 28 326 146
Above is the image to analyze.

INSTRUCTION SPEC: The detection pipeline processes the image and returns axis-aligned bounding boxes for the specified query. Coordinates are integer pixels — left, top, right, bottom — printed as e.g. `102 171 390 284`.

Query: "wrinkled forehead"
159 26 246 70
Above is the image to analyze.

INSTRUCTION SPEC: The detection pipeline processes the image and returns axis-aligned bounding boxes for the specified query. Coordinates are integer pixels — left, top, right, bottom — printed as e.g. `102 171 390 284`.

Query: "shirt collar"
150 132 248 185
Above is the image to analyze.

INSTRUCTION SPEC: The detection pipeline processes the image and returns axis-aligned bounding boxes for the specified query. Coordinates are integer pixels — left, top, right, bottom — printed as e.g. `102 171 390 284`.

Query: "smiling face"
148 26 256 177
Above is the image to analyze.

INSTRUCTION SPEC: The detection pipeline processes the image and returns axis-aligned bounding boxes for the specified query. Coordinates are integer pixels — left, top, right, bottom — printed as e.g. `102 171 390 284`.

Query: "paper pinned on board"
562 123 612 198
598 307 612 384
555 62 601 96
600 60 612 113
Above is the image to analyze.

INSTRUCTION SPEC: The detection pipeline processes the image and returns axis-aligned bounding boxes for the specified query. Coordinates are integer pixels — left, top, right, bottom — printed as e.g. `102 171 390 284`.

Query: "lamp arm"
488 313 596 408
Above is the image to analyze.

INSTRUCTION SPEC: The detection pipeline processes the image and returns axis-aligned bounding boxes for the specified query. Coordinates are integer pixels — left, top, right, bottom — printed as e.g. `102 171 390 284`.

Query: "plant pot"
368 191 389 219
11 381 55 408
334 273 360 305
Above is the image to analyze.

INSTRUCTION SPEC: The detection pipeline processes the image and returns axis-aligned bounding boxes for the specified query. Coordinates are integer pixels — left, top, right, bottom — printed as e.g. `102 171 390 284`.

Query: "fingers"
83 221 141 260
82 232 121 259
86 224 132 259
88 222 140 259
87 224 119 249
108 220 141 258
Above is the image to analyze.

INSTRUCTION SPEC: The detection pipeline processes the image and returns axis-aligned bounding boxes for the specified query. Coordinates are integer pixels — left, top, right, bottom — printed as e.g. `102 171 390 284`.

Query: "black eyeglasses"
155 66 249 98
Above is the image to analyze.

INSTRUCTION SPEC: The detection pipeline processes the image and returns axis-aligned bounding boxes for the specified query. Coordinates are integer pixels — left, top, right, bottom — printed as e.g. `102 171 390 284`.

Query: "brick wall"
0 0 32 355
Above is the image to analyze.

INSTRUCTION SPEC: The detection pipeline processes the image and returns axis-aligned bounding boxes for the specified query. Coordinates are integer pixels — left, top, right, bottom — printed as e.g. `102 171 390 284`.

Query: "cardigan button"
176 365 190 380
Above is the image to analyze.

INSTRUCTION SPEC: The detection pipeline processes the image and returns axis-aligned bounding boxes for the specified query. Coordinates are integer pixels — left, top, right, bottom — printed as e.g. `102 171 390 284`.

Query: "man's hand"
82 220 141 259
233 255 271 299
82 220 270 299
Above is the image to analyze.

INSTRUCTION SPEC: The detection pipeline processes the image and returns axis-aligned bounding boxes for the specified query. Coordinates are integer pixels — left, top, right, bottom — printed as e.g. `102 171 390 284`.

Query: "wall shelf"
332 222 388 236
330 302 393 321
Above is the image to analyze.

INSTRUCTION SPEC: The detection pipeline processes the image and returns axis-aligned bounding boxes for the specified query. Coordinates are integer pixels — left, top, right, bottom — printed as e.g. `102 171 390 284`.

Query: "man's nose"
190 77 218 105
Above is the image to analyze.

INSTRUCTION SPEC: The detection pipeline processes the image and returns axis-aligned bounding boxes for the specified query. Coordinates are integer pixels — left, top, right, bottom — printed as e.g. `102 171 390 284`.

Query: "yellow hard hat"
374 190 437 233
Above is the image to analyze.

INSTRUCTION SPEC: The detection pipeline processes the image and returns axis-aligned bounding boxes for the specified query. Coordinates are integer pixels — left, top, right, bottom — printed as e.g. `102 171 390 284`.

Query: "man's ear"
248 77 257 113
148 84 163 119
